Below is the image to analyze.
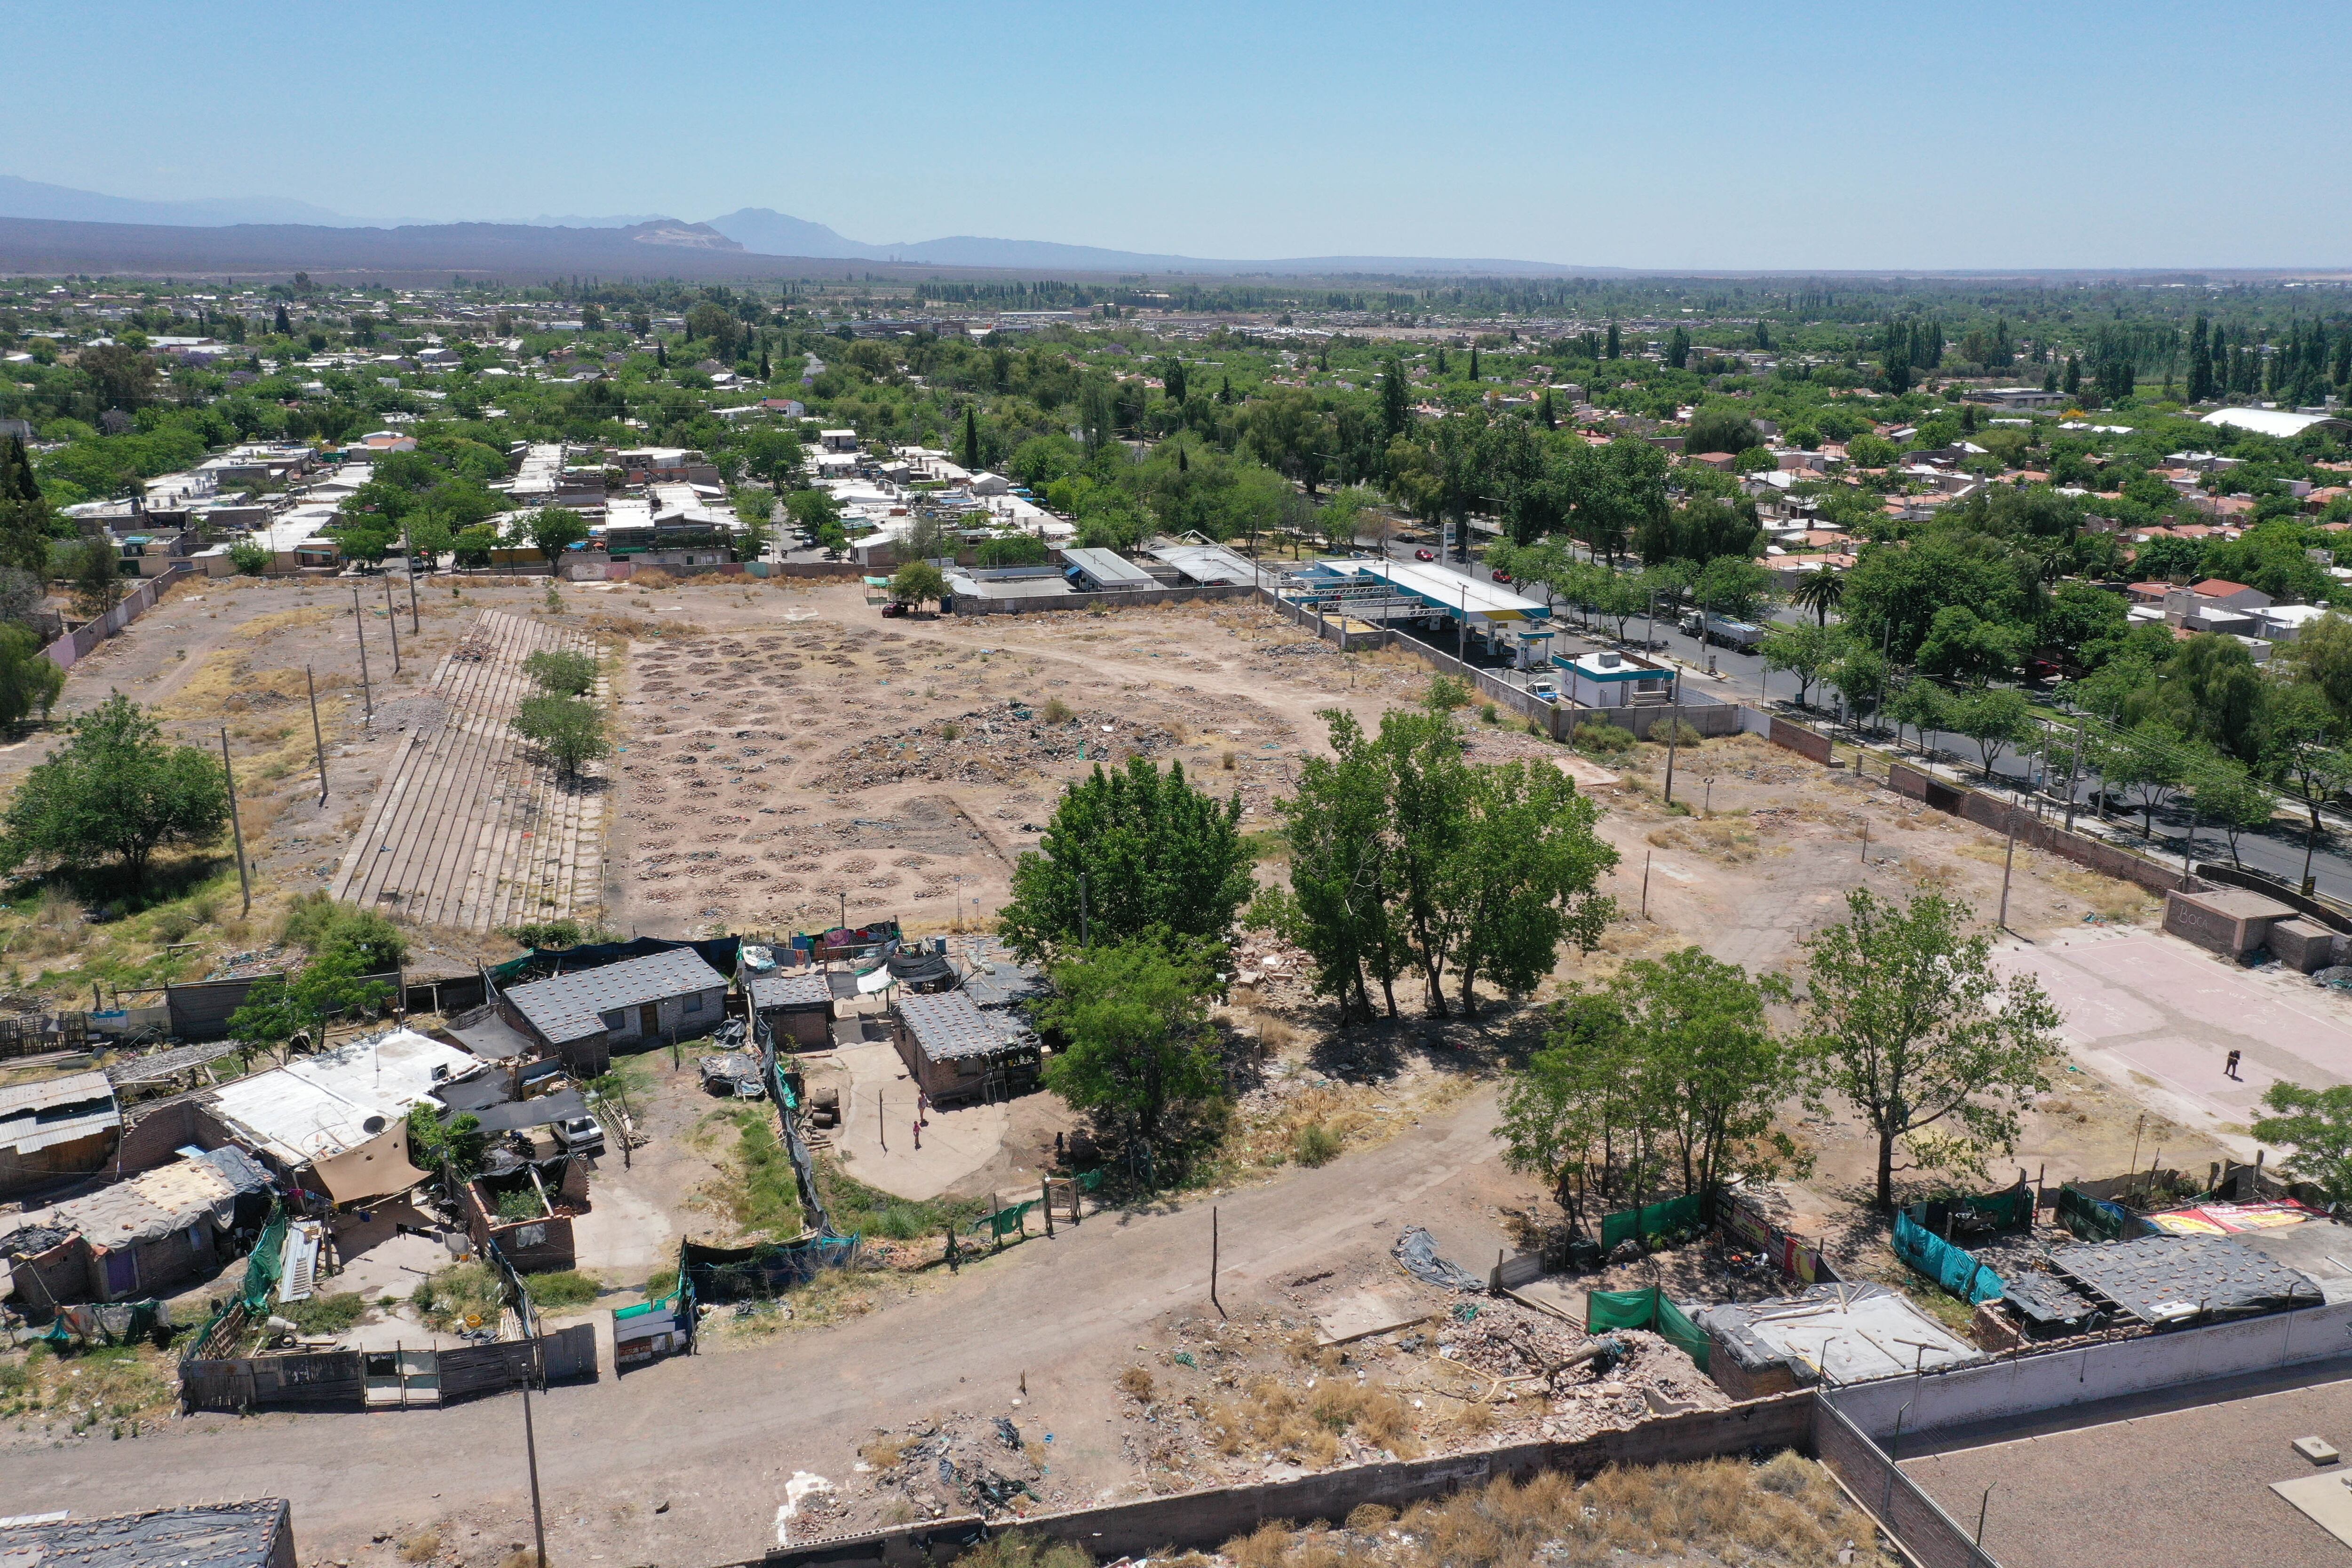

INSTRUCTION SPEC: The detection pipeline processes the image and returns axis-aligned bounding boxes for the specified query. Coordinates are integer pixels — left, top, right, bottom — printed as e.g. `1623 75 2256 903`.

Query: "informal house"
889 990 1040 1106
204 1029 480 1207
499 947 730 1075
0 1070 121 1195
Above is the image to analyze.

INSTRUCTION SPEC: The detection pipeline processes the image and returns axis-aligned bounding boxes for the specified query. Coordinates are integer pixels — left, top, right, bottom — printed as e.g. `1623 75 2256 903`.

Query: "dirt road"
3 1086 1507 1565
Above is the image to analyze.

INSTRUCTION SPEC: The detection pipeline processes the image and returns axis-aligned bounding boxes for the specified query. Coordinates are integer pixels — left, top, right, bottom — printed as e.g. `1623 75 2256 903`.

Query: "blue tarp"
1893 1211 2005 1305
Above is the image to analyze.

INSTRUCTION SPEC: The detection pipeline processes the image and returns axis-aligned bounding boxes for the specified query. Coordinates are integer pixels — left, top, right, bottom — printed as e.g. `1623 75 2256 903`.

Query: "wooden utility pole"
403 520 421 633
521 1363 550 1568
1209 1206 1224 1318
220 728 250 916
1998 816 2018 930
384 574 401 674
1663 698 1681 804
306 665 328 805
351 588 373 723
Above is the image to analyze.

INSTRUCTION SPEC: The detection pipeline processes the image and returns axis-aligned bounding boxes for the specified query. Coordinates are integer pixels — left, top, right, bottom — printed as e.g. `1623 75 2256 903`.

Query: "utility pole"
384 573 401 675
403 520 421 633
1998 815 2018 931
1641 851 1652 918
220 729 251 916
306 665 329 805
1210 1205 1224 1319
1663 696 1682 805
351 587 373 724
520 1362 550 1568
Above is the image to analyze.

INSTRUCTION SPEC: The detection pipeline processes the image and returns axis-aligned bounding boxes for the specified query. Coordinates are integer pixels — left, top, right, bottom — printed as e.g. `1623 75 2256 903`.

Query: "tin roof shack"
499 947 729 1076
0 1071 121 1196
0 1498 295 1568
3 1146 271 1307
2043 1233 2323 1326
202 1029 480 1207
745 967 833 1050
1691 1283 1983 1400
890 990 1040 1106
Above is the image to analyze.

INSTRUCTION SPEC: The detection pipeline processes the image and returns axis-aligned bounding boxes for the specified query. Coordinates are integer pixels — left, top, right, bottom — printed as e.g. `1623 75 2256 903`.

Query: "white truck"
1680 610 1767 651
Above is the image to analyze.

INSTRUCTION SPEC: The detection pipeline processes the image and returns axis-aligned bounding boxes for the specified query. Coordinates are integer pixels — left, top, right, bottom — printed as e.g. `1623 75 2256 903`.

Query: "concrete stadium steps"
329 609 606 932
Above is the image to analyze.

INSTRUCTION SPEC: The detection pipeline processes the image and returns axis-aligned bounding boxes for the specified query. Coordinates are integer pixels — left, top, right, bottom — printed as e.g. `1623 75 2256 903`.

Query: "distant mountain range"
0 175 1588 278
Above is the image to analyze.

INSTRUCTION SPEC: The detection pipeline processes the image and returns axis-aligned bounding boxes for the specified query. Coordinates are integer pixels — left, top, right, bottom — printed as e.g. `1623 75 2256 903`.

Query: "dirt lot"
8 573 2344 1566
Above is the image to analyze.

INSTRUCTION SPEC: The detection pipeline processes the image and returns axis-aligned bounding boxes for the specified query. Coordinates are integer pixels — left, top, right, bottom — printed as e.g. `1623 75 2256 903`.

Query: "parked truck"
1679 610 1766 651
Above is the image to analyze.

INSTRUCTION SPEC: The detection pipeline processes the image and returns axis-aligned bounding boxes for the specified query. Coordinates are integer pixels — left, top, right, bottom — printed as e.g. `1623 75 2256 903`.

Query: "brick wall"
1767 716 1833 763
758 1395 1817 1568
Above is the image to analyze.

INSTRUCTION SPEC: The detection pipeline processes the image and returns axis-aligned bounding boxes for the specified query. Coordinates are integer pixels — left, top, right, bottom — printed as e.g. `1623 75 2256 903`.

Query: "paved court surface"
2005 930 2352 1152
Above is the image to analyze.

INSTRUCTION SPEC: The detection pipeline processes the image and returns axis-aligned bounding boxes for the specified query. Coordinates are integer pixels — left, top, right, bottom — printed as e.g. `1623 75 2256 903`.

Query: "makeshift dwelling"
2042 1233 2321 1325
203 1028 481 1206
745 967 833 1049
1691 1283 1982 1399
889 990 1041 1105
0 1070 121 1195
0 1498 296 1568
3 1146 271 1306
498 947 729 1073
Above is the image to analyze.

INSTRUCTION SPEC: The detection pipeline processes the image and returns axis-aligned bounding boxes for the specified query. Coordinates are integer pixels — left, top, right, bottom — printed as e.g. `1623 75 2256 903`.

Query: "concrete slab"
820 1040 1007 1201
2003 931 2352 1153
1506 1276 1590 1326
1313 1286 1431 1346
570 1165 674 1281
2271 1471 2352 1550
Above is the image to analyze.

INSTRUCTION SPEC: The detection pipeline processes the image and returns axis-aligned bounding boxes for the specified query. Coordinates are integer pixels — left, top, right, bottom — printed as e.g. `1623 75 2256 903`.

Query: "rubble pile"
810 703 1178 790
1425 1301 1727 1441
1229 933 1317 1001
857 1412 1054 1519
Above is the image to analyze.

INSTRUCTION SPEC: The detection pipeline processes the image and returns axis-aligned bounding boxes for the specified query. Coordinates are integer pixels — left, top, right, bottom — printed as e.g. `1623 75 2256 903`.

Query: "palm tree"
1792 567 1846 626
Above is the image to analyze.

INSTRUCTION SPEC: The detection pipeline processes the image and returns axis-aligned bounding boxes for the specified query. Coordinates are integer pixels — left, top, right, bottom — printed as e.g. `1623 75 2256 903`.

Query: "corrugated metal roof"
746 970 832 1011
896 990 1025 1063
209 1028 478 1165
1061 547 1156 588
0 1070 119 1157
503 948 727 1043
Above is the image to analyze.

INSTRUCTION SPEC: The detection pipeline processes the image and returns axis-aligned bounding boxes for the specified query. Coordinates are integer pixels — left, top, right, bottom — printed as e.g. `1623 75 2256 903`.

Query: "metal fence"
1810 1394 1998 1568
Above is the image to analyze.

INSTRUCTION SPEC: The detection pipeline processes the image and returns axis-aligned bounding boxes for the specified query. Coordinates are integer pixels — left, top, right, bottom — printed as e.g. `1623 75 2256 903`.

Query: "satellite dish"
362 1115 387 1134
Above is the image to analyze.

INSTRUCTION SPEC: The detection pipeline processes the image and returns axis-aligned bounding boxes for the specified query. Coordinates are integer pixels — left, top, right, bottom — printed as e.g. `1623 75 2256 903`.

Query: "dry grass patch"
1192 1375 1425 1467
1643 815 1760 865
1219 1452 1889 1567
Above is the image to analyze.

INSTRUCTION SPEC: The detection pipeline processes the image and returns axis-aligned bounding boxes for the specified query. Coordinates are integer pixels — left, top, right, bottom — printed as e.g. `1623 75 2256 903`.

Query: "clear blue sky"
8 0 2348 270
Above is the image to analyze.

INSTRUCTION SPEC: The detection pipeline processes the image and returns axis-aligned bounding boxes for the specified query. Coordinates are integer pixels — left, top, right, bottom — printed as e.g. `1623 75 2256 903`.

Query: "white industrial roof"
1146 541 1258 586
1328 557 1549 621
2202 407 2352 440
208 1028 480 1166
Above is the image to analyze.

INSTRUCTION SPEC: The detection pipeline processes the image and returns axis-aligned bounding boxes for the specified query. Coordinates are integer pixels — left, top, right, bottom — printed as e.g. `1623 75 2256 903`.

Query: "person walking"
2225 1049 2242 1081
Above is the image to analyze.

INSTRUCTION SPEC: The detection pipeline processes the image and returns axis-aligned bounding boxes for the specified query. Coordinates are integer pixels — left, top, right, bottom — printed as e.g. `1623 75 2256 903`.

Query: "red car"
881 602 910 617
1491 570 1513 583
1414 548 1436 562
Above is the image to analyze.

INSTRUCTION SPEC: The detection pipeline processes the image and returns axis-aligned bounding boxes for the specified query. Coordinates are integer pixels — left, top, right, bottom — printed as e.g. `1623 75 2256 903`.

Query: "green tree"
1685 404 1762 456
1614 947 1792 1198
2251 1082 2352 1209
890 560 948 611
2188 754 2277 867
0 436 55 581
512 694 610 780
1916 605 2018 684
1263 710 1406 1024
1444 757 1616 1016
227 539 270 576
522 647 598 697
2096 719 2190 838
1500 992 1661 1227
405 1101 490 1184
65 536 123 621
1000 755 1251 964
1797 888 2064 1209
0 624 60 728
226 949 396 1055
1829 646 1888 733
452 524 499 567
1760 623 1838 708
1945 687 2034 779
1789 566 1846 627
524 508 589 562
0 693 228 887
1039 938 1224 1145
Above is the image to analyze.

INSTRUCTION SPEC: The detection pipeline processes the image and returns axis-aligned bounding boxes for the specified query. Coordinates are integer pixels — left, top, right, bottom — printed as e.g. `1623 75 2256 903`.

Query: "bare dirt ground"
8 574 2340 1566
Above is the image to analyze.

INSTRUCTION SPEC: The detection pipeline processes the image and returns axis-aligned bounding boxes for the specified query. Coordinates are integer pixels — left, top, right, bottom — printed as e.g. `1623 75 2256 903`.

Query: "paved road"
6 1087 1508 1563
1351 541 2352 907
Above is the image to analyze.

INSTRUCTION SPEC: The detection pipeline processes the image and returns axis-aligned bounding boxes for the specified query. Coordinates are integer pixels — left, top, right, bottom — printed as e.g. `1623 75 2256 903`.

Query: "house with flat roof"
498 947 730 1074
204 1028 481 1206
